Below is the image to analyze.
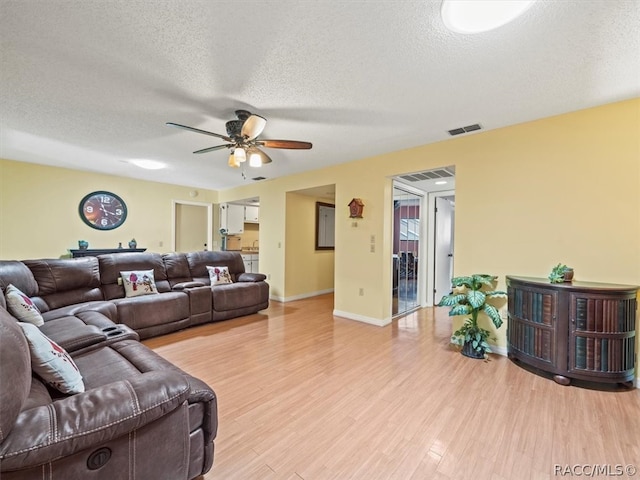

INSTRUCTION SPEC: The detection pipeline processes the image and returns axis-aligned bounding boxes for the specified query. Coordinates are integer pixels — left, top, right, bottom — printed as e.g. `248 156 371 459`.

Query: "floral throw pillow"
18 322 85 394
5 284 44 326
120 270 159 297
206 266 233 286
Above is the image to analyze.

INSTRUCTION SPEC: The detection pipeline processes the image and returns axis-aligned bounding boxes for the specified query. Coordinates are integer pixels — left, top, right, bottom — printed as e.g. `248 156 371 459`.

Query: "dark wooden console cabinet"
506 276 637 387
70 248 146 258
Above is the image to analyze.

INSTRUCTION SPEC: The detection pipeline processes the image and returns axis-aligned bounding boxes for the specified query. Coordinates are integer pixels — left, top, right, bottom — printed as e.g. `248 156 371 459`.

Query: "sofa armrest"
172 281 206 290
236 273 267 282
0 371 190 470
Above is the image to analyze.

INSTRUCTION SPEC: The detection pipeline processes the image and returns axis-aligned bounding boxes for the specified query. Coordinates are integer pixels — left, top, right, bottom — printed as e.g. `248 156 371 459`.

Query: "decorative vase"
128 239 137 249
461 340 486 359
78 240 89 250
563 269 574 282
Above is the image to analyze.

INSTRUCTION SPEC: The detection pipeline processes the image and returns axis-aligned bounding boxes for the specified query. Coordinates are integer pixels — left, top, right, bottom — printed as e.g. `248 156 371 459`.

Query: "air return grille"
399 167 454 183
448 123 482 136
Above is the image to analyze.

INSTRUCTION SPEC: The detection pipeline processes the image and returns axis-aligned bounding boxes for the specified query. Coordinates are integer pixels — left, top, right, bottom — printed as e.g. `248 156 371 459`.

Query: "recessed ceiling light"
129 159 166 170
435 181 448 185
441 0 536 34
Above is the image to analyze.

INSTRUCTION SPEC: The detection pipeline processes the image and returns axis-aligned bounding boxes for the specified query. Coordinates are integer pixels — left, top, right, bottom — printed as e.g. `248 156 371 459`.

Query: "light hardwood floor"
143 294 640 480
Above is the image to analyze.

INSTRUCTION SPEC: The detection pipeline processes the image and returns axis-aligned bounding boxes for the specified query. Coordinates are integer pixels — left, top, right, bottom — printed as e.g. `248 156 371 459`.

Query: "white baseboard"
271 289 334 303
490 345 508 357
333 309 392 327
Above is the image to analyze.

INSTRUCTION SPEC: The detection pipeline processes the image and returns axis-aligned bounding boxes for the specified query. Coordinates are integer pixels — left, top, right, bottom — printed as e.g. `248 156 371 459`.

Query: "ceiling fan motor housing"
225 120 244 139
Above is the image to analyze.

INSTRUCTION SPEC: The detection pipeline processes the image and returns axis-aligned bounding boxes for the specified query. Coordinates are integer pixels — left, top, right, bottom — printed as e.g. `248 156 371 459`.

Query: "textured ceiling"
1 1 639 190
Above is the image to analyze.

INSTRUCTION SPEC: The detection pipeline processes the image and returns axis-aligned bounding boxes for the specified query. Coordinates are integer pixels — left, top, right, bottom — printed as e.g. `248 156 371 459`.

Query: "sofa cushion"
186 251 245 284
163 252 193 287
207 266 233 285
0 260 39 300
99 252 171 299
18 322 85 394
0 309 32 443
5 284 44 326
23 258 104 311
121 269 159 297
111 291 189 332
211 282 267 312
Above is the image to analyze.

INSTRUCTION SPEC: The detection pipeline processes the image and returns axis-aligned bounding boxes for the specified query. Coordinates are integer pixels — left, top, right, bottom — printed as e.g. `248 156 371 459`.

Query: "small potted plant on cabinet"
548 263 574 283
438 274 506 359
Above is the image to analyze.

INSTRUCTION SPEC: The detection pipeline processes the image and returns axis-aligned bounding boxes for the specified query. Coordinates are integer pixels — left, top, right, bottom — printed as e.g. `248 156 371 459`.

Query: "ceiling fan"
167 110 312 169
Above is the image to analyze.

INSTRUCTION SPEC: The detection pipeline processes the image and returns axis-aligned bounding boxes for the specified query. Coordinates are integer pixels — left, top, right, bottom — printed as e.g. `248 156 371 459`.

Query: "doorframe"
391 181 427 314
171 200 213 252
425 189 455 307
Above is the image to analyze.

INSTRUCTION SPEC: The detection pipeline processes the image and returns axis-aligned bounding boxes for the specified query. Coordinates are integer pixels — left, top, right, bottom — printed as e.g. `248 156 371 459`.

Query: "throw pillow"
18 322 85 394
207 266 233 286
120 270 159 297
5 284 44 326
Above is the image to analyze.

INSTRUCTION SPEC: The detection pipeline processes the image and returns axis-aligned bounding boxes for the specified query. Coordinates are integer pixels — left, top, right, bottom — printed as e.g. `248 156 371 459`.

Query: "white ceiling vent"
448 124 482 136
400 167 455 183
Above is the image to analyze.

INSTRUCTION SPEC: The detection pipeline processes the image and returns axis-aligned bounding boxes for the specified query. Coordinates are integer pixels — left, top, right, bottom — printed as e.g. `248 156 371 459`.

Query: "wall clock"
79 191 128 230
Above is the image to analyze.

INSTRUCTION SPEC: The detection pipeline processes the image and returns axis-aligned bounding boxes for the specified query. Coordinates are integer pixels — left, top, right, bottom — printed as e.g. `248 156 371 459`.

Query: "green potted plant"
438 274 506 359
548 263 574 283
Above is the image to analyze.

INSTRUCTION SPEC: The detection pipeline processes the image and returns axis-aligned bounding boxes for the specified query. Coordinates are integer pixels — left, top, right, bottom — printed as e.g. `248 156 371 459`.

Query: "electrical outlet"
370 235 375 243
359 288 364 296
370 244 375 253
158 240 163 247
117 277 123 286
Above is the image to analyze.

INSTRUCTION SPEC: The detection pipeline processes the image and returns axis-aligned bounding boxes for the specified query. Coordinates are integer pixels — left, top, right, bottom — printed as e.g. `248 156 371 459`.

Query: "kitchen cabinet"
241 253 260 273
506 276 637 387
220 203 244 234
244 205 259 223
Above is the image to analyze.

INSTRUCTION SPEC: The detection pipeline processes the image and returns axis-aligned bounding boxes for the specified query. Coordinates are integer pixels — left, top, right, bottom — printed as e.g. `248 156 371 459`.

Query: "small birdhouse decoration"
348 198 365 218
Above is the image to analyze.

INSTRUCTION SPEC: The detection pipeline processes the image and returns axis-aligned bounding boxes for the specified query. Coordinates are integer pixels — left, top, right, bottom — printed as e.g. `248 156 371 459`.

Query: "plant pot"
563 269 574 282
462 341 485 359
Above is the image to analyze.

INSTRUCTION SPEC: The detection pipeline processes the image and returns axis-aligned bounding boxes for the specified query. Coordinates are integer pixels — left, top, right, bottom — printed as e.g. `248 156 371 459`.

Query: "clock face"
79 191 127 230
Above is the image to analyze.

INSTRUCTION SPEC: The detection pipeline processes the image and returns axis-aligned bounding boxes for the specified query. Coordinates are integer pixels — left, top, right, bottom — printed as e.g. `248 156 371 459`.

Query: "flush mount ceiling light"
129 159 166 170
441 0 536 34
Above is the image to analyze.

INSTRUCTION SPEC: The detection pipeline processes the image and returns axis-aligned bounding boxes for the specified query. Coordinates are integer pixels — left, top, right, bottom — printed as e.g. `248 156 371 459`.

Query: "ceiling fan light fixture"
228 151 240 168
441 0 536 34
235 147 246 163
249 152 262 168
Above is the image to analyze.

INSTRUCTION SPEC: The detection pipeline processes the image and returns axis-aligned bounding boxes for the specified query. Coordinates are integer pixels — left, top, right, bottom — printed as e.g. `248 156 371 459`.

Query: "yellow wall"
1 99 639 348
0 160 218 259
284 193 335 300
218 98 640 335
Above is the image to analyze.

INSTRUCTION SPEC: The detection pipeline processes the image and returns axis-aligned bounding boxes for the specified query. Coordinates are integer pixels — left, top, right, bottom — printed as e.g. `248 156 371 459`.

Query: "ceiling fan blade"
258 139 312 149
247 146 273 165
241 114 267 140
166 122 233 142
193 144 231 154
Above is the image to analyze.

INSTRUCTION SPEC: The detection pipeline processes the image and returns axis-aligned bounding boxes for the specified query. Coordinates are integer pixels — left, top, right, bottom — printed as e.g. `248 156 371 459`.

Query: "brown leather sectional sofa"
0 250 269 479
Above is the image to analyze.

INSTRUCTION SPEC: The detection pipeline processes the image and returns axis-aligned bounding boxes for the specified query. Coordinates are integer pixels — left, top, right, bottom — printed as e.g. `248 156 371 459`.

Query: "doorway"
432 193 455 305
392 166 455 309
392 184 422 316
172 200 213 252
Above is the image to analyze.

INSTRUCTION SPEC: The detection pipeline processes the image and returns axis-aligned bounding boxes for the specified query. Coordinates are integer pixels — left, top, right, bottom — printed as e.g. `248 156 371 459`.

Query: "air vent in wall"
448 123 482 136
400 167 454 183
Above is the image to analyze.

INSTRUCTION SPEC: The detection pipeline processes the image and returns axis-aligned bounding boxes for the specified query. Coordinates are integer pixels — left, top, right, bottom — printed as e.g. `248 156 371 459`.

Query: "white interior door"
434 196 455 304
172 200 213 252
